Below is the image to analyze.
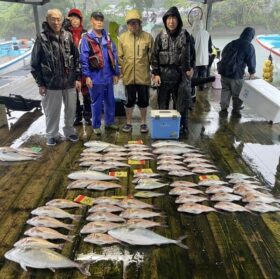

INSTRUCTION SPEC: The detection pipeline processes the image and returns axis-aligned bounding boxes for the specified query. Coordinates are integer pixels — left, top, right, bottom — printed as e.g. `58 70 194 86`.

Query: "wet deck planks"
0 87 279 279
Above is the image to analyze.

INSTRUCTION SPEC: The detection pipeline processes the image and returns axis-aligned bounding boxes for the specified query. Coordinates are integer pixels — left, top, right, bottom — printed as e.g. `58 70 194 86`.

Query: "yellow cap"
125 9 142 23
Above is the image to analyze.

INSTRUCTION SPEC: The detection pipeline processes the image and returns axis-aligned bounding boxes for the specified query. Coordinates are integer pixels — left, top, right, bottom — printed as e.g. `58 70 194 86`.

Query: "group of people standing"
31 6 256 147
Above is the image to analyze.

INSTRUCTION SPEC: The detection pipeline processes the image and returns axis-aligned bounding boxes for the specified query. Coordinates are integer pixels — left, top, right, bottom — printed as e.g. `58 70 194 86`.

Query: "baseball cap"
91 11 104 20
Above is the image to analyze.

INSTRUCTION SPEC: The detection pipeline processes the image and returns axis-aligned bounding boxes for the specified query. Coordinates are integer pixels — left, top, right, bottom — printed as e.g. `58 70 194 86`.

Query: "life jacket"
85 33 115 70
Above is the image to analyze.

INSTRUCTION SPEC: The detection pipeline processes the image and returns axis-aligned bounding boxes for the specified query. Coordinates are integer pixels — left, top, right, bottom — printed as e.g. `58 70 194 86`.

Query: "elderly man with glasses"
118 10 154 133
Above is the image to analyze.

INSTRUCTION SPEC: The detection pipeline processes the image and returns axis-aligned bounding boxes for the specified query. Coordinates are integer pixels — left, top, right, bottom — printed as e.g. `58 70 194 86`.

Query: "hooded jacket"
80 29 119 84
218 27 256 79
151 6 195 84
31 22 80 90
118 10 154 86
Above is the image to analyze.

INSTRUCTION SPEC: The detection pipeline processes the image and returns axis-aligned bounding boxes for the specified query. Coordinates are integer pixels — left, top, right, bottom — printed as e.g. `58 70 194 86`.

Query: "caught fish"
183 157 211 163
87 181 122 191
233 182 263 190
80 161 103 167
157 159 185 165
151 140 193 148
0 150 37 162
135 181 168 190
187 163 217 169
31 206 81 220
228 178 260 184
129 155 154 160
169 187 204 196
157 164 187 172
80 221 121 234
126 218 162 229
132 177 161 184
134 191 165 198
108 227 188 249
100 156 128 162
210 193 242 202
168 170 194 177
89 165 116 172
14 237 63 250
205 185 234 194
128 151 154 157
242 193 280 204
214 201 249 212
125 143 150 148
245 202 280 213
93 196 121 205
24 227 75 242
120 208 161 219
88 204 124 213
46 199 84 209
5 247 90 275
153 147 193 155
118 198 153 209
133 173 161 179
84 140 112 149
233 186 271 197
183 153 205 158
157 154 183 160
26 216 74 230
170 181 198 187
175 195 208 204
86 212 125 222
192 167 218 174
66 179 96 189
84 233 120 245
198 180 228 187
178 202 216 214
226 173 255 180
68 170 119 181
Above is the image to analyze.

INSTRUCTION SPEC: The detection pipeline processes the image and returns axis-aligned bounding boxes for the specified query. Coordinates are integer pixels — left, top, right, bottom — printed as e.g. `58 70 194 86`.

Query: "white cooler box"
150 110 181 139
240 79 280 123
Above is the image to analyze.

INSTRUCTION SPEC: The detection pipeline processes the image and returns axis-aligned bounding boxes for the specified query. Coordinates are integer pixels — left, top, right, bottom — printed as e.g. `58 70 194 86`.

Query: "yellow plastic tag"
128 160 145 165
128 140 144 144
133 168 153 174
74 195 94 206
199 175 220 181
109 171 127 177
111 195 132 199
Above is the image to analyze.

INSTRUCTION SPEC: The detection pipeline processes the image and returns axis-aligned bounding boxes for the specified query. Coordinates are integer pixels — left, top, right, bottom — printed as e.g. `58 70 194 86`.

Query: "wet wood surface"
0 86 279 279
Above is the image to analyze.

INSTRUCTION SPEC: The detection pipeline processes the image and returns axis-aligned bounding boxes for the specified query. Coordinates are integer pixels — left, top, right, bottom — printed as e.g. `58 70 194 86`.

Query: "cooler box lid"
151 110 181 119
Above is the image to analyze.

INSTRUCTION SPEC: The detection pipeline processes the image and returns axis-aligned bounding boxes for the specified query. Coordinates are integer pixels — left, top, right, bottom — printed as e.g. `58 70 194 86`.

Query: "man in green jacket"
118 10 154 133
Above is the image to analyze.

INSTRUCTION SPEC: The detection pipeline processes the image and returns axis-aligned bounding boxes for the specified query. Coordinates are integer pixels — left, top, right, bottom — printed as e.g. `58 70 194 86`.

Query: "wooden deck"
0 77 279 279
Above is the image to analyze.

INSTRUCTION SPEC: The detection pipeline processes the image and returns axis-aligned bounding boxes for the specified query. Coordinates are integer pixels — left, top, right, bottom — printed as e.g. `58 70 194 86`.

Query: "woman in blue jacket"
80 12 119 135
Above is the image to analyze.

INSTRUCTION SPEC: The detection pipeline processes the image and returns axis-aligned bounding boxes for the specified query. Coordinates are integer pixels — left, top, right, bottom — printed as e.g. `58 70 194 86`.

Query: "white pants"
42 88 77 139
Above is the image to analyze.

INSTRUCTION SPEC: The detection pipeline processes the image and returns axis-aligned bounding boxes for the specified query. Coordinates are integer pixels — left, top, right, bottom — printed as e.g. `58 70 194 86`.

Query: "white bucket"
212 71 222 89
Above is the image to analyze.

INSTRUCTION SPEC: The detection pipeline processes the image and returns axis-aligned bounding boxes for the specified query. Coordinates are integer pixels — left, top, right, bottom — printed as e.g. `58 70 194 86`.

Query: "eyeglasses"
127 20 139 25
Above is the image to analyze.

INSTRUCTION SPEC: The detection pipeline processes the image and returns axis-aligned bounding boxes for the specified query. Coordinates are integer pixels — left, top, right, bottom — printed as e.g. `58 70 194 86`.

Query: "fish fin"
176 235 188 250
20 263 28 271
78 262 91 276
72 215 82 221
67 235 75 242
57 243 64 250
66 224 76 230
49 268 56 272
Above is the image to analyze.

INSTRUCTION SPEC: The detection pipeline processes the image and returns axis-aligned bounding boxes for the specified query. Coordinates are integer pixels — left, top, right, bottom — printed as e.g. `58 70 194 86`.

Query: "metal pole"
206 0 213 31
0 104 8 128
33 4 41 35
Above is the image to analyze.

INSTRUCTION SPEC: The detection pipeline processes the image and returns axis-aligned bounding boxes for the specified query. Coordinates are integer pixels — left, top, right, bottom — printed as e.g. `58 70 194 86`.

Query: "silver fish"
183 158 211 163
242 193 280 204
66 179 97 189
80 221 122 234
86 212 125 222
134 191 165 198
157 165 187 171
153 147 193 155
14 237 63 250
183 153 206 158
5 247 90 275
24 227 75 242
46 199 84 209
26 216 74 230
157 154 183 160
245 202 280 213
157 159 185 165
93 196 122 205
188 163 217 169
80 161 103 167
84 140 112 149
214 201 249 212
169 187 204 196
87 181 122 191
151 140 194 148
31 206 81 220
108 227 188 249
135 181 168 190
88 204 124 213
0 150 37 162
133 173 161 178
175 195 208 204
89 165 115 171
84 233 120 245
118 198 153 209
192 167 218 174
233 182 263 190
228 178 260 184
178 202 216 214
100 156 128 162
205 185 234 194
128 151 154 157
170 181 198 187
120 208 161 219
132 177 161 184
210 193 242 202
168 170 194 177
126 218 162 229
198 180 228 187
226 173 255 180
129 155 155 160
68 170 119 181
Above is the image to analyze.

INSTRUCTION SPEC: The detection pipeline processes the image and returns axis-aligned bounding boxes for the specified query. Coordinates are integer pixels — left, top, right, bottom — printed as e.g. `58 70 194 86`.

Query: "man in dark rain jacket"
218 27 256 118
151 6 195 134
31 9 81 146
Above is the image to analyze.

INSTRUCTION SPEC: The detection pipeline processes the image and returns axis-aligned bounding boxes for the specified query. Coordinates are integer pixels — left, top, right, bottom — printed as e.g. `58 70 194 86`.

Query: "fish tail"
72 215 82 221
77 262 91 276
176 235 188 250
66 235 75 242
65 224 76 230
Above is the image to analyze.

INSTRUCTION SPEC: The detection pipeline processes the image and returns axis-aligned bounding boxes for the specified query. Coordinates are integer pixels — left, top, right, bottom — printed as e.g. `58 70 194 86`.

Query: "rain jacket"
118 20 154 85
31 22 80 90
151 6 195 84
218 27 256 79
80 29 119 84
191 19 211 66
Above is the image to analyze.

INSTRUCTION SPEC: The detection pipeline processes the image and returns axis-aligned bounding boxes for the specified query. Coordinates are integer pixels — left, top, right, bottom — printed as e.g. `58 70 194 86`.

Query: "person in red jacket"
66 8 91 125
